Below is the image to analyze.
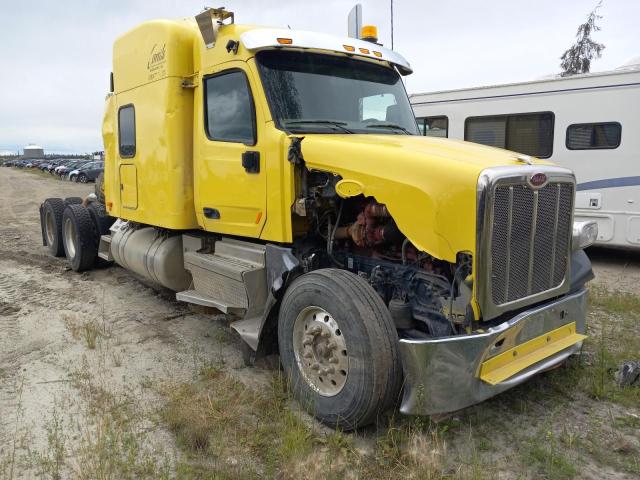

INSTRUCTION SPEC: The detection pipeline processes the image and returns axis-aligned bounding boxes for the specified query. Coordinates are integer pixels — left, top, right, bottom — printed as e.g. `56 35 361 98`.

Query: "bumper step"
479 321 586 385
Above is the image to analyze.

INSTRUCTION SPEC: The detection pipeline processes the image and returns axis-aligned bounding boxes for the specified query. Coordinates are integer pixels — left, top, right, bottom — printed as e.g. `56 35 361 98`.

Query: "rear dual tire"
42 198 66 257
64 197 83 207
61 204 99 272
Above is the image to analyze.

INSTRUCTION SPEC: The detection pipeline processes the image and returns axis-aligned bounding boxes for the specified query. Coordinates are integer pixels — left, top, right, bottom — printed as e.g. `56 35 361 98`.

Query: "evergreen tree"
560 1 605 76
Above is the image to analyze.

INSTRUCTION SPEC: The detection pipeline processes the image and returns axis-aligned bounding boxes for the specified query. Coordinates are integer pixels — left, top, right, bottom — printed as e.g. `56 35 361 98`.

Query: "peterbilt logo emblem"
529 172 548 188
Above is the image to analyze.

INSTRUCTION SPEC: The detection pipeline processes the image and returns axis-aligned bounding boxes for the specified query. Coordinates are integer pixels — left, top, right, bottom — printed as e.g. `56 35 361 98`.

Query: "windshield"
256 50 419 135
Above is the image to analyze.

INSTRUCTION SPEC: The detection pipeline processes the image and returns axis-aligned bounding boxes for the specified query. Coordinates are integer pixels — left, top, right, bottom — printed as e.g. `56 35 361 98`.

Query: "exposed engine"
291 166 473 339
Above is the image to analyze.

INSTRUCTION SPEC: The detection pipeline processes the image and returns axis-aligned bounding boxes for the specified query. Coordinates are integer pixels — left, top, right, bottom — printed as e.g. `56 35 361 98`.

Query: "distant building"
23 144 44 159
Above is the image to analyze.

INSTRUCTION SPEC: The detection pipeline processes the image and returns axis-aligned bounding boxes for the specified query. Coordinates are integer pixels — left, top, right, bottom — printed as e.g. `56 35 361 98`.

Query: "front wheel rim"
63 217 77 259
80 175 87 183
292 306 349 397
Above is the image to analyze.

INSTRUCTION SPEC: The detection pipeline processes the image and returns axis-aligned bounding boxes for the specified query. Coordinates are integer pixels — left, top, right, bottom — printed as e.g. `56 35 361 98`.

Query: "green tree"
560 1 605 76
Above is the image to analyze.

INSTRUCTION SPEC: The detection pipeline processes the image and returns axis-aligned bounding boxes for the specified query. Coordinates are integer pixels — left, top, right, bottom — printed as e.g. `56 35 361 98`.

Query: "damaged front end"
398 287 587 415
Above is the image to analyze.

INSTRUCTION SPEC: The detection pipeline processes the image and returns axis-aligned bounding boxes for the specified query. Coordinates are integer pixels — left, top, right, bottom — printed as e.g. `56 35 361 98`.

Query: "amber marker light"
277 37 293 44
361 25 378 43
373 51 383 57
359 48 370 54
343 45 355 52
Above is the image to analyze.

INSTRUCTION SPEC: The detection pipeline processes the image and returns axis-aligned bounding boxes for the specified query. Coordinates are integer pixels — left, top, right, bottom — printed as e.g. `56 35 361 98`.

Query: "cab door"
194 64 266 238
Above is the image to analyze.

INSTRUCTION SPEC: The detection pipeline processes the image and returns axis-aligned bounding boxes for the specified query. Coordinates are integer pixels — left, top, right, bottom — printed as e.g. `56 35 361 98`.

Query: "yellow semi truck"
39 8 597 429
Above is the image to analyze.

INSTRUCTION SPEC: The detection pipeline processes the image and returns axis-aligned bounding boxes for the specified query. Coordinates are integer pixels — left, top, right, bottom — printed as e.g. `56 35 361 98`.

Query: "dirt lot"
0 166 639 479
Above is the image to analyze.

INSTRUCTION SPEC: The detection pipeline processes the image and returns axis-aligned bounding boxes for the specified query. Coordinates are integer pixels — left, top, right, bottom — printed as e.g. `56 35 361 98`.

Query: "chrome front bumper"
398 289 587 415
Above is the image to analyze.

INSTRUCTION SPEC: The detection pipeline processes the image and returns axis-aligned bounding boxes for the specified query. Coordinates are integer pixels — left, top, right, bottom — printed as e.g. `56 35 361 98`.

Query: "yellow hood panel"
300 134 548 262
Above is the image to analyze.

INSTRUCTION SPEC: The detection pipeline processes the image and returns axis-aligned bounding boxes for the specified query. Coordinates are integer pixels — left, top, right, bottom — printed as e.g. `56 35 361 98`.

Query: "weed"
111 349 124 367
29 404 67 480
83 320 100 349
63 313 108 350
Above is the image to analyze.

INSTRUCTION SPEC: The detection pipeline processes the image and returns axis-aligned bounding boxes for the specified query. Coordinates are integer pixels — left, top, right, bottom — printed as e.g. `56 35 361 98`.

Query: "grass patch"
589 285 640 314
159 366 503 479
523 424 577 480
578 286 640 407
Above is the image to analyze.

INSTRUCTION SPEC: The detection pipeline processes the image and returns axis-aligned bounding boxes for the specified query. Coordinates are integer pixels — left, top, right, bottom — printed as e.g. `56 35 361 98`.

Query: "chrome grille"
490 182 574 305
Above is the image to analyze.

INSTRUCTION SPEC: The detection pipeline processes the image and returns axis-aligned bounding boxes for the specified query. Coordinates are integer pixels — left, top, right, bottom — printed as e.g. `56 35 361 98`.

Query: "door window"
205 70 256 145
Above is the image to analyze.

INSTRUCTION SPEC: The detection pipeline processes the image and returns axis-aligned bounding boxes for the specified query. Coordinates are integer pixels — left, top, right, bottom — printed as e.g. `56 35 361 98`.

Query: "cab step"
179 237 268 319
176 289 246 316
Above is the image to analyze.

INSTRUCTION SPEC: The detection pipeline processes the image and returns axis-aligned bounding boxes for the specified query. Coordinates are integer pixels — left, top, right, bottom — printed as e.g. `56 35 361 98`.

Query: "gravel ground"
0 166 638 479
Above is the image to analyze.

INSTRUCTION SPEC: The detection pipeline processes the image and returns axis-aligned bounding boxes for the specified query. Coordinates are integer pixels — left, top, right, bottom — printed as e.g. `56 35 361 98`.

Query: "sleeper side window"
566 122 621 150
465 112 554 158
205 70 256 145
118 105 136 158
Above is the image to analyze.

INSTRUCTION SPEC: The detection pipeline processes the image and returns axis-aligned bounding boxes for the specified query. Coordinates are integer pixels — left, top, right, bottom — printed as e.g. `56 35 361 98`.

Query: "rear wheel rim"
63 217 77 258
292 306 349 397
45 210 55 246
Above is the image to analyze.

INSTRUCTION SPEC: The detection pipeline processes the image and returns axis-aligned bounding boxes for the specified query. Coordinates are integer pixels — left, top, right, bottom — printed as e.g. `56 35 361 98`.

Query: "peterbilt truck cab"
40 8 597 429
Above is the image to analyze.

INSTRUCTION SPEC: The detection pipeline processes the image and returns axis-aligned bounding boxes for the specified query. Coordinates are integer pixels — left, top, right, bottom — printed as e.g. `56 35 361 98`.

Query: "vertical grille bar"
504 187 513 303
526 191 539 295
549 184 561 289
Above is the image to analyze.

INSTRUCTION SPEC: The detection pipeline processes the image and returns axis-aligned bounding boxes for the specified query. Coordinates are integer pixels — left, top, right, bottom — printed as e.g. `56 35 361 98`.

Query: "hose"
401 238 410 265
327 200 344 267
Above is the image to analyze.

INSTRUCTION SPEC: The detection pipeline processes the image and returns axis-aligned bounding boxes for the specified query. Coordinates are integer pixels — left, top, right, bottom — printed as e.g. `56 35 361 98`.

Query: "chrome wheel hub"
63 217 77 258
292 306 349 396
45 210 55 246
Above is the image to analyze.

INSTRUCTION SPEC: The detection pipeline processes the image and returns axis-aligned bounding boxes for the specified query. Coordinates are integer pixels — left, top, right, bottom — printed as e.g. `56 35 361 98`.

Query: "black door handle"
203 207 220 219
242 151 260 173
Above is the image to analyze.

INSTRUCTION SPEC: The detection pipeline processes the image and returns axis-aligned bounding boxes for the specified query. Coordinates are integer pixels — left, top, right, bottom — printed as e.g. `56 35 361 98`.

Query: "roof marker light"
359 48 370 54
343 45 355 52
361 25 378 43
373 51 382 57
277 37 293 44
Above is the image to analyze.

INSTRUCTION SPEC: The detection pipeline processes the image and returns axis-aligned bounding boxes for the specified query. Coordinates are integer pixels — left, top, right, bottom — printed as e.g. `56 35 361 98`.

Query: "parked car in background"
47 160 71 174
61 161 93 180
69 161 104 183
55 160 89 178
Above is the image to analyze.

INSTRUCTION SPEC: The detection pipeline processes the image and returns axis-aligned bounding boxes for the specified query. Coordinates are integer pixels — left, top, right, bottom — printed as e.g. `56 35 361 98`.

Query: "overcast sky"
0 0 637 154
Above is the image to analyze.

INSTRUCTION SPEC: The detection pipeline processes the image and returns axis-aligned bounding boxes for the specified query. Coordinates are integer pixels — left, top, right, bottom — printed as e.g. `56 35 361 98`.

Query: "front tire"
79 174 88 183
278 269 402 430
61 204 99 272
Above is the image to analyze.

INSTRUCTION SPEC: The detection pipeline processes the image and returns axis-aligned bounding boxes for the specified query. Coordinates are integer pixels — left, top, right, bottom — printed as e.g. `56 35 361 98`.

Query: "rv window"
566 122 621 150
465 112 554 158
118 105 136 158
416 116 448 137
205 70 256 145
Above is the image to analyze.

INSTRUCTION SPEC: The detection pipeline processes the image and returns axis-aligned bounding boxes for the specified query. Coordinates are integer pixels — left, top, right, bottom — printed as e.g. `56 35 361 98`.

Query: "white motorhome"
410 60 640 249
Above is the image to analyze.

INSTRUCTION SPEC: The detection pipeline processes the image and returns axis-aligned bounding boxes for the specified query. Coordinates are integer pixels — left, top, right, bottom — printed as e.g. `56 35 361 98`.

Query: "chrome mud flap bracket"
398 289 588 416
